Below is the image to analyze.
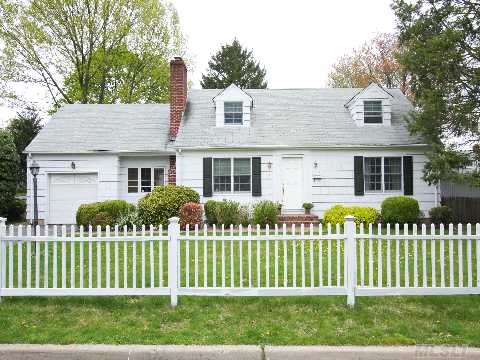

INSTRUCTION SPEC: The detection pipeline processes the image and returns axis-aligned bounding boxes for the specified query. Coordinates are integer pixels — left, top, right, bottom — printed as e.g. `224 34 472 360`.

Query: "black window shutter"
354 156 364 196
252 157 262 197
203 158 212 197
403 156 413 195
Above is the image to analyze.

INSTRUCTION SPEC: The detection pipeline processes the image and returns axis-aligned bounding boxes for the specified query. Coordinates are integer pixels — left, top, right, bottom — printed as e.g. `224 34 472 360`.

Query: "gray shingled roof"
26 104 172 153
174 88 422 148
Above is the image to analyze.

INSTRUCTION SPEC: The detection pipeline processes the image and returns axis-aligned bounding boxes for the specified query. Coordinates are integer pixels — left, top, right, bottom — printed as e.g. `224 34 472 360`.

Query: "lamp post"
29 160 40 230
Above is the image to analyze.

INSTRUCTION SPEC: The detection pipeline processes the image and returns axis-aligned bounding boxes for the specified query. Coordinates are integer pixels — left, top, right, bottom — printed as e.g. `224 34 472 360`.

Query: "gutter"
174 143 430 151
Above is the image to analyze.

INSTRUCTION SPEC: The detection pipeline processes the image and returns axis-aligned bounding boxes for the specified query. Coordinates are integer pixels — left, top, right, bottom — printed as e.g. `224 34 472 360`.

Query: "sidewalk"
0 345 479 360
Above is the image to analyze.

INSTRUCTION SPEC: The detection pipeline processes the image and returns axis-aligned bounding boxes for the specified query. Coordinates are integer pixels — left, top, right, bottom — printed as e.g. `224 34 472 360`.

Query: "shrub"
429 205 454 225
302 203 314 210
381 196 421 224
76 200 135 227
323 205 378 226
253 201 278 227
138 185 200 227
215 200 240 225
179 202 203 229
117 208 142 230
204 200 219 225
0 130 19 217
7 198 26 221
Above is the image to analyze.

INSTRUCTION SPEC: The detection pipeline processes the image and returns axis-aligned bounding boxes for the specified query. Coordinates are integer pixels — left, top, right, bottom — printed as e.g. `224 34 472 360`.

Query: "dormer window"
224 101 243 125
363 100 383 124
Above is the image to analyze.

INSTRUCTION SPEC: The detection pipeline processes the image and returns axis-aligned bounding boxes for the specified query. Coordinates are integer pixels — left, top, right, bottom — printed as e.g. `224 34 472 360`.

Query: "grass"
1 226 479 345
1 295 480 345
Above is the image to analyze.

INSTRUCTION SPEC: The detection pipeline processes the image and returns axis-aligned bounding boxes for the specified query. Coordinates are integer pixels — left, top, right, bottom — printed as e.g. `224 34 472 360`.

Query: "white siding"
26 153 120 223
119 156 170 205
178 147 437 218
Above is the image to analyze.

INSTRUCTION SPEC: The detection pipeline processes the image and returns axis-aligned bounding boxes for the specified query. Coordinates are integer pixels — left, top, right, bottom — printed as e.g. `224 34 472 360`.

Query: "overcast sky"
0 0 397 126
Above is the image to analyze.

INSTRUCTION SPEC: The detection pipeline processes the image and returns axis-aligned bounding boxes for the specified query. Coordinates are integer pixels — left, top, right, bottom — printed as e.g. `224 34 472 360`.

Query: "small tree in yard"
0 129 20 217
7 107 43 188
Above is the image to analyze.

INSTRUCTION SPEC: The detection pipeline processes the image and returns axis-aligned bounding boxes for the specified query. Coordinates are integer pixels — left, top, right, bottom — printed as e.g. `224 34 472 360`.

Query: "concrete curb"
0 345 261 360
1 344 480 360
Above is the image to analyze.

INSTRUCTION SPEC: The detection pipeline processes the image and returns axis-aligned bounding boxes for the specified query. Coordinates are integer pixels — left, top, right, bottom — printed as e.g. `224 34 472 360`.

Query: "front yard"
1 295 479 345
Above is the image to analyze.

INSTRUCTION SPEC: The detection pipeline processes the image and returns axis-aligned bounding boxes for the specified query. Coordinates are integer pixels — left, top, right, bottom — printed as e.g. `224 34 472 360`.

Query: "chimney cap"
171 56 185 64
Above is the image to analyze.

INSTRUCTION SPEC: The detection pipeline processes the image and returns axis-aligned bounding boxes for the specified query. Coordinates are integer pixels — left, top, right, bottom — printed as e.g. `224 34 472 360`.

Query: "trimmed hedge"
179 202 203 229
138 185 200 227
429 205 454 225
252 200 278 227
323 205 378 226
381 196 421 224
76 200 135 227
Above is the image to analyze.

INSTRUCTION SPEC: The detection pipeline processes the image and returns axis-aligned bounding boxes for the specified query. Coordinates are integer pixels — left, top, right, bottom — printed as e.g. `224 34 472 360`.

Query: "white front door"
49 173 98 224
281 157 303 210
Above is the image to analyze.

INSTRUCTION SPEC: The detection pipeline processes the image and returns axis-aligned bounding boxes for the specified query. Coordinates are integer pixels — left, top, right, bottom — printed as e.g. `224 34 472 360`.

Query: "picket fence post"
0 217 6 303
168 217 180 307
345 215 356 307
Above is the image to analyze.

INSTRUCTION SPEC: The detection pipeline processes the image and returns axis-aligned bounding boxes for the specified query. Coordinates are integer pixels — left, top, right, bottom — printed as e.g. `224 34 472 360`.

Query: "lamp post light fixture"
29 160 40 230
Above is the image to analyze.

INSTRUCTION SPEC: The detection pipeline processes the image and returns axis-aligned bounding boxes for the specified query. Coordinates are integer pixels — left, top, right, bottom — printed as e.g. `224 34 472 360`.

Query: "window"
213 158 252 193
233 158 251 192
127 167 165 193
364 157 382 191
364 100 383 123
224 101 243 125
364 157 402 192
128 168 138 193
384 157 402 191
141 168 151 192
213 159 231 192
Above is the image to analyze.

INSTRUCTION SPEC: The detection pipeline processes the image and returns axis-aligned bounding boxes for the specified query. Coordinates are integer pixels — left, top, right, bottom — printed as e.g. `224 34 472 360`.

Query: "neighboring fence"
441 181 480 223
1 217 479 306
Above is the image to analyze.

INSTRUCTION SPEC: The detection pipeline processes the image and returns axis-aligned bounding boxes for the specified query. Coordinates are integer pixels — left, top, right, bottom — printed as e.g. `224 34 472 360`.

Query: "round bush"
253 200 278 227
429 205 454 225
76 200 135 227
381 196 421 224
7 198 26 221
204 200 219 225
179 202 203 229
323 205 378 226
138 185 199 227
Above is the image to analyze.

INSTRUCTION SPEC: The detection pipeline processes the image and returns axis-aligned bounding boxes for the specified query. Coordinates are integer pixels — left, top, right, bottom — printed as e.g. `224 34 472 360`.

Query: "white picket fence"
0 216 479 306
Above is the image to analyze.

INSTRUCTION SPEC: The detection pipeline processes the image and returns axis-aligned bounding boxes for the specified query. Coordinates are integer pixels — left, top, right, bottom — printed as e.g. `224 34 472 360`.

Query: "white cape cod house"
25 57 438 224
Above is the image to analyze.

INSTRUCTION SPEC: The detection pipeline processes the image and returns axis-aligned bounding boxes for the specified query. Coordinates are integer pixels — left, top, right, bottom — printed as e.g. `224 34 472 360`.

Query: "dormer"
345 83 393 127
213 84 253 127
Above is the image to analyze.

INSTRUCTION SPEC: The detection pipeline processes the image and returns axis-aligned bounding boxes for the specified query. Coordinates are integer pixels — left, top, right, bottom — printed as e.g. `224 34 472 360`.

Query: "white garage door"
49 173 98 224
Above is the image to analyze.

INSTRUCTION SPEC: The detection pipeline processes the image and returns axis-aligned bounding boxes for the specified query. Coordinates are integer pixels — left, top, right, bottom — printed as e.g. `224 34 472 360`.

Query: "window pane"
364 157 382 191
214 159 231 192
224 101 243 125
154 168 165 187
141 168 151 192
234 158 251 192
384 157 402 191
364 100 383 123
128 168 138 193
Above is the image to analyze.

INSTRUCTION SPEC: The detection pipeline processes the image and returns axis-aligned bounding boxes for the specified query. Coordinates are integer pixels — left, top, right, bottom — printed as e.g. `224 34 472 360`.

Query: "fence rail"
1 217 479 306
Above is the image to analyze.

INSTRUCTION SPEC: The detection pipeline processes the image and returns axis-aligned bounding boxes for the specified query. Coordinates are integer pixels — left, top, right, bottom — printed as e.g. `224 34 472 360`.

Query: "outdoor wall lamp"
29 160 40 230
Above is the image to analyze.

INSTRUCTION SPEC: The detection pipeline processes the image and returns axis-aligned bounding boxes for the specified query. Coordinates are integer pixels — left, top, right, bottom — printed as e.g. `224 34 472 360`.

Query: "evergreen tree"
201 39 267 89
0 129 19 217
393 0 480 185
7 107 43 188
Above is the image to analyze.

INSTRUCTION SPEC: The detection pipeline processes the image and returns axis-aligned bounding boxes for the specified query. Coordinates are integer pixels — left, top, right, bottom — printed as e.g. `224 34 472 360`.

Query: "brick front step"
278 214 320 226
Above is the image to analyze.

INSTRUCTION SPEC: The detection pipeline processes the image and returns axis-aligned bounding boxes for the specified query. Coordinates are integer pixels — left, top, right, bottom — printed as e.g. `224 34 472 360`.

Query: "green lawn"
0 295 480 345
1 227 479 345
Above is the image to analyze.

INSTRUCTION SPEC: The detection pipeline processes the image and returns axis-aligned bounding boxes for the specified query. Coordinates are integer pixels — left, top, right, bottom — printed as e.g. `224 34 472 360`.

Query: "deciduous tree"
0 129 19 217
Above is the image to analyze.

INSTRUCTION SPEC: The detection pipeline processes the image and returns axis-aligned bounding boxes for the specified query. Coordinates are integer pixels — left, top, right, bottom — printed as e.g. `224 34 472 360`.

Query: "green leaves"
0 129 19 216
393 0 480 185
201 39 267 89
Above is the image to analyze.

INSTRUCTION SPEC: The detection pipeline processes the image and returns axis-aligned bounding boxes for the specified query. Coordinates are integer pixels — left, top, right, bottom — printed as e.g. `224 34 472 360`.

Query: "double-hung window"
213 158 251 193
364 100 383 124
128 167 165 193
364 157 402 192
224 102 243 125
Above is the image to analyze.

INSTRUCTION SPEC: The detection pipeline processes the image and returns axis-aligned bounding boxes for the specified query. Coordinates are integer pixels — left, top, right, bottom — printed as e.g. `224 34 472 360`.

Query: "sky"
0 0 397 127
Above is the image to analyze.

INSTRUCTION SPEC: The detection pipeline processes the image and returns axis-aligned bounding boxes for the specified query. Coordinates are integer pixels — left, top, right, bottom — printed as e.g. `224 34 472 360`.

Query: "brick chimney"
169 57 187 139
